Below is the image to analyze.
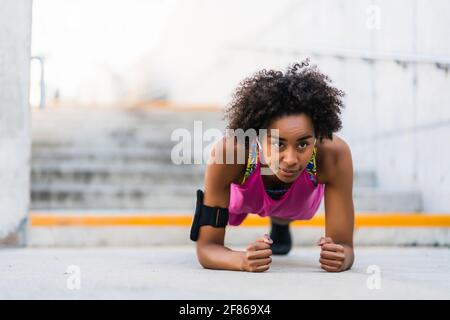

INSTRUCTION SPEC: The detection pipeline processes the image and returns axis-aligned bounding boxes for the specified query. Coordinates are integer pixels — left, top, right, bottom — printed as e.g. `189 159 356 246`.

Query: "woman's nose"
283 149 298 167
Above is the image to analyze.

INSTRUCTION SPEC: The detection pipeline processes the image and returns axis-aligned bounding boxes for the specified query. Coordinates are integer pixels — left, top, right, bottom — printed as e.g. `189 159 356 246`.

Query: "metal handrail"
224 45 450 69
30 56 45 110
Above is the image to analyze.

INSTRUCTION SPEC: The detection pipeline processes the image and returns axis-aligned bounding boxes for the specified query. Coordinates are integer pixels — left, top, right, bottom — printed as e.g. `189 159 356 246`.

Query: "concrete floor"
0 246 448 299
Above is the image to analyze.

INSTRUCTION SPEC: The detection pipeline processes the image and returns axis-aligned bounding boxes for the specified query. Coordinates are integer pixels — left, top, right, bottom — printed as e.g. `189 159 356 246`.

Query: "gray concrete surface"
0 246 448 299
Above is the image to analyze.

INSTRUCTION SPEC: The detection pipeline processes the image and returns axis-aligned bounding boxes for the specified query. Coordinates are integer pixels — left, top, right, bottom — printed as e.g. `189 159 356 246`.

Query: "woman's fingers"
256 234 273 245
245 256 272 272
249 257 272 272
249 257 272 267
320 263 340 272
319 257 343 268
244 235 274 272
317 238 347 272
254 264 271 272
246 242 271 251
247 248 272 260
247 234 273 251
320 250 345 261
316 236 334 246
321 243 344 253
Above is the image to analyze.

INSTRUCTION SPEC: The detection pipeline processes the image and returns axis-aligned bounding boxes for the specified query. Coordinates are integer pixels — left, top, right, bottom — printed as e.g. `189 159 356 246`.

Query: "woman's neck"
260 165 293 190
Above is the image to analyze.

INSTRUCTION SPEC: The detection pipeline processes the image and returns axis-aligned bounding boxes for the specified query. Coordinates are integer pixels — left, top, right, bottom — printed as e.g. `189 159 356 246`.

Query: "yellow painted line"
130 100 222 112
46 100 222 111
30 214 193 227
29 213 450 228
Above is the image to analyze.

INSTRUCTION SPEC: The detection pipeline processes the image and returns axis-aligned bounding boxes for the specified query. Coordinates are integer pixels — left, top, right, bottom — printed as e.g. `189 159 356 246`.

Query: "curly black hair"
224 60 345 145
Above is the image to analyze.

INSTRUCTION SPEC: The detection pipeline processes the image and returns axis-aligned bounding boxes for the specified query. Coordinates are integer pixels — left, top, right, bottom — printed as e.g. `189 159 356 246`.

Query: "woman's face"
259 114 316 183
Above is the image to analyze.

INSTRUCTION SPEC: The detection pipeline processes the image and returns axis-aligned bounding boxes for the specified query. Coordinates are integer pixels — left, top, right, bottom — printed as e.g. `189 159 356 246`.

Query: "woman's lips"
279 168 298 177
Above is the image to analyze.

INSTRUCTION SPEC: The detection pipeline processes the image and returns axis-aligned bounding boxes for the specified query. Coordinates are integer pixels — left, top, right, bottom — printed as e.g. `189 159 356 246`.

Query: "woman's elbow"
196 243 213 269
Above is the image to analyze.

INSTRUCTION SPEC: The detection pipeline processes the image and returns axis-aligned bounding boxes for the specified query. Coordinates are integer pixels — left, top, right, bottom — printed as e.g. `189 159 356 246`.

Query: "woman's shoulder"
206 136 250 186
316 134 352 185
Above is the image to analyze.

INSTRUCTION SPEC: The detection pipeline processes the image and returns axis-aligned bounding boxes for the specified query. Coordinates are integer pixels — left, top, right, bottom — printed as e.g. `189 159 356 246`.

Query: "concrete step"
32 108 226 149
32 162 378 187
31 162 205 186
32 159 376 187
31 180 421 212
32 146 175 164
31 183 200 210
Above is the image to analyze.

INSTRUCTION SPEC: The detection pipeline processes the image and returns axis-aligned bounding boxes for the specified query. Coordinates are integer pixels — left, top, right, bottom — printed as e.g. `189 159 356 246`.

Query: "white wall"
31 0 176 105
152 0 450 211
0 0 32 239
29 0 450 211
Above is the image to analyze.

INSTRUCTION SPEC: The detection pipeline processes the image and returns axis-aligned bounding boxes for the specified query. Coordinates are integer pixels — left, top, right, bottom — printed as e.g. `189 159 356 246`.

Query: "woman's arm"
197 227 272 272
196 137 273 272
319 137 355 272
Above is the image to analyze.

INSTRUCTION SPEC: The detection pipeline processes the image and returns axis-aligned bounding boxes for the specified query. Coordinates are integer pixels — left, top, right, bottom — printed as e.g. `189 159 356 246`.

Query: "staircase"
31 107 216 211
31 106 422 212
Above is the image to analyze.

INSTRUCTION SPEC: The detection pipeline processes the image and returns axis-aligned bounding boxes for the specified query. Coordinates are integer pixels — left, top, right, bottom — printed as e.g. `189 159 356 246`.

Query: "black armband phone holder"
190 189 229 242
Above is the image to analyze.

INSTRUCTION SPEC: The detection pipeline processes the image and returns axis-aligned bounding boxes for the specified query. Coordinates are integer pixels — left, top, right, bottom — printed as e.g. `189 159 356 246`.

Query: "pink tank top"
228 139 325 226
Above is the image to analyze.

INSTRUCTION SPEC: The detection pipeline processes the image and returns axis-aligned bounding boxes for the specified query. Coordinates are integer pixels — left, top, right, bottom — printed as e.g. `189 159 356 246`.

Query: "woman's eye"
298 142 308 149
272 142 281 148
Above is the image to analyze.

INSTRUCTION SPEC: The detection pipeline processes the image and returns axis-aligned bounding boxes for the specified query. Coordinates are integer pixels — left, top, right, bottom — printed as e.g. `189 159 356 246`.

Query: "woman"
190 60 355 273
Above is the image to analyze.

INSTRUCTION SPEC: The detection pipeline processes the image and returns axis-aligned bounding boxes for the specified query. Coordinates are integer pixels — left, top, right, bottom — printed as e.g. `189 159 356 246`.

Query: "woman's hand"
317 236 353 272
242 234 273 272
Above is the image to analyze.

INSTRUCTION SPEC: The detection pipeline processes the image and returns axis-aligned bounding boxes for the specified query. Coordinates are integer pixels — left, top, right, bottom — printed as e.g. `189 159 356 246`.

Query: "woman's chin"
276 172 298 183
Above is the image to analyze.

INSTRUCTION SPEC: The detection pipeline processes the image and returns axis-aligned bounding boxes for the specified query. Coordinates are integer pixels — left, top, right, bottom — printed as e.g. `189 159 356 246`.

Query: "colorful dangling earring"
305 145 318 187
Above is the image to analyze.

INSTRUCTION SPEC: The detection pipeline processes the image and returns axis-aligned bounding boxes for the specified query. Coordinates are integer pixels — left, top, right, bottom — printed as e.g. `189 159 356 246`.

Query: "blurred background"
1 0 449 247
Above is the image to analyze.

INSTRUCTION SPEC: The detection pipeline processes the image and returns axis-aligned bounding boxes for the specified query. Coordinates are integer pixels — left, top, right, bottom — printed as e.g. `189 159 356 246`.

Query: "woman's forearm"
197 243 246 271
